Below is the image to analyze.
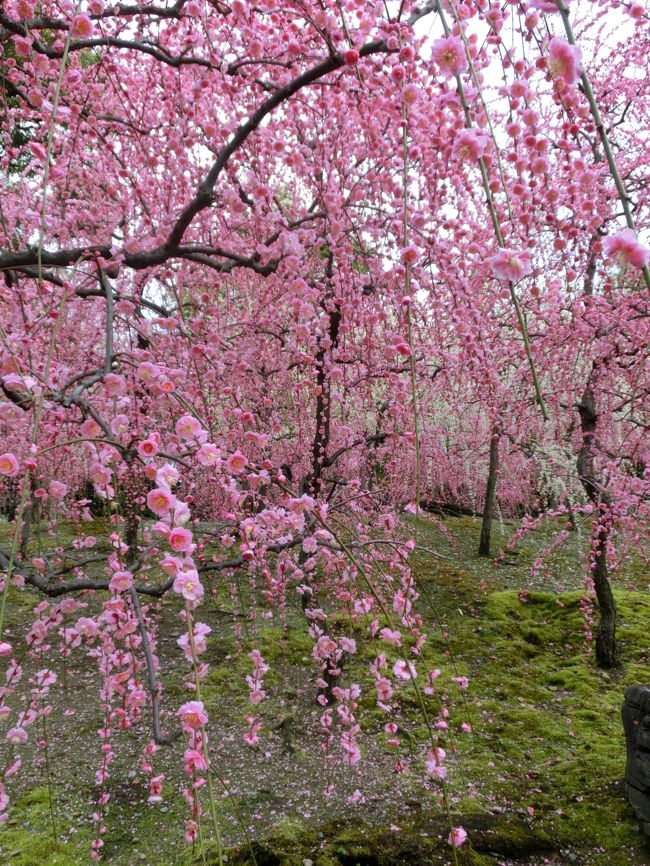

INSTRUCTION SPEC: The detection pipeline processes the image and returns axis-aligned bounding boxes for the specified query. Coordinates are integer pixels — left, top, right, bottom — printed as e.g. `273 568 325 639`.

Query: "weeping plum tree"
0 0 649 859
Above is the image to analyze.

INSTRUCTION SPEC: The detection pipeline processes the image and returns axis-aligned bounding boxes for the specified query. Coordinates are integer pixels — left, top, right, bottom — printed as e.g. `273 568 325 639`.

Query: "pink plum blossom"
453 129 487 161
490 248 533 281
0 453 20 477
109 571 133 593
147 487 176 516
603 229 650 269
548 37 582 87
169 527 193 553
448 827 468 848
178 700 208 729
432 36 468 77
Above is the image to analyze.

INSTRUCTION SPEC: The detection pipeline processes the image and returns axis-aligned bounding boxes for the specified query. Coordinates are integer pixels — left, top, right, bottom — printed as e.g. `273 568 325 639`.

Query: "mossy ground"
0 514 648 866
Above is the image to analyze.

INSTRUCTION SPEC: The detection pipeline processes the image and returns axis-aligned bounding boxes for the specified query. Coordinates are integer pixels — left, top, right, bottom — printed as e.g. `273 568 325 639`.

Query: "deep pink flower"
432 36 468 77
169 526 193 553
80 418 102 438
400 245 419 265
138 438 159 458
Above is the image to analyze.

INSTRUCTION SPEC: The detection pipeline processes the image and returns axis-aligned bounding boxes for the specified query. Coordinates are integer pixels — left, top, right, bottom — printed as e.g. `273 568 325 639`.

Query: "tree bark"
478 427 500 558
577 369 618 668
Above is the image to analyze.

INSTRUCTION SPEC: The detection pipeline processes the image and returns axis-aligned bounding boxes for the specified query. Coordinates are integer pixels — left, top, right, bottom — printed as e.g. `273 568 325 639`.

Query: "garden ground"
0 513 648 866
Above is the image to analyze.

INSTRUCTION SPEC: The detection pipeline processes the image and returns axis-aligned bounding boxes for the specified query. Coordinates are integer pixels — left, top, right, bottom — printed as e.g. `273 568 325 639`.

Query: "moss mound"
213 814 554 866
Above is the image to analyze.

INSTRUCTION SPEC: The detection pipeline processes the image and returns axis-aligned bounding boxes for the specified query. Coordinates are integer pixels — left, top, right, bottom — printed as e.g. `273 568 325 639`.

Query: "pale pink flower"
432 36 468 77
35 669 57 687
0 642 13 656
6 727 27 746
339 637 357 654
380 628 402 647
161 554 183 576
138 361 160 383
453 128 487 161
75 617 99 638
173 570 203 602
80 418 102 438
490 248 532 281
178 700 208 729
47 480 67 499
147 487 176 516
0 453 19 477
90 463 111 487
175 414 203 440
156 464 179 489
375 677 393 701
401 83 419 105
111 414 130 435
448 827 468 848
71 14 94 39
347 789 366 805
529 0 570 11
393 660 417 681
103 373 126 396
109 570 133 593
603 229 650 269
548 37 582 86
196 442 220 466
225 450 247 474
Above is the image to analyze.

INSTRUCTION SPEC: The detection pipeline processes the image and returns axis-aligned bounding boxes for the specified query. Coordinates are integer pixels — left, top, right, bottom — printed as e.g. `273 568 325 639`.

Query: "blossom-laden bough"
0 0 649 860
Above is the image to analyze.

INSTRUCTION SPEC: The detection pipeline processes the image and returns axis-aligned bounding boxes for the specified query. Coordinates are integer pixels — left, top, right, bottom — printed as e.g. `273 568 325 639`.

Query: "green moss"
0 787 86 866
210 814 559 866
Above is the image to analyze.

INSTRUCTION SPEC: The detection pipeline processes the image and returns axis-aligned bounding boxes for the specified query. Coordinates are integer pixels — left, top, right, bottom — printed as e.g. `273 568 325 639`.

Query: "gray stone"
622 685 650 835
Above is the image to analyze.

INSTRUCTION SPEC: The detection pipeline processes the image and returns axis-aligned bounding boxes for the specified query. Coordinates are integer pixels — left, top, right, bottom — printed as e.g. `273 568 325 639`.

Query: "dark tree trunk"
577 368 618 668
305 253 340 497
478 428 500 558
592 518 618 668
